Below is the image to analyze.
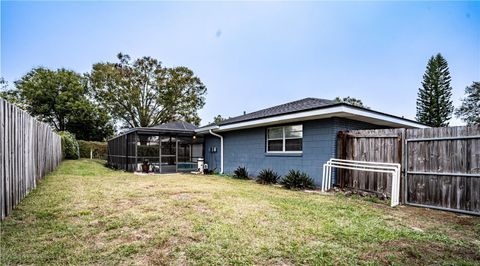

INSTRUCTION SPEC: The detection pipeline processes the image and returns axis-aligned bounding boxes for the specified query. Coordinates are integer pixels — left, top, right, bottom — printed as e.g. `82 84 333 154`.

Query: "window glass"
267 127 283 139
267 140 283 151
266 124 303 153
285 125 303 138
285 138 302 151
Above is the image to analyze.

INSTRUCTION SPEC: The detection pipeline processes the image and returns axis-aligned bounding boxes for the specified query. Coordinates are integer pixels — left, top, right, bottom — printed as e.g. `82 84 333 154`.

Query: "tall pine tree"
416 53 454 127
455 81 480 125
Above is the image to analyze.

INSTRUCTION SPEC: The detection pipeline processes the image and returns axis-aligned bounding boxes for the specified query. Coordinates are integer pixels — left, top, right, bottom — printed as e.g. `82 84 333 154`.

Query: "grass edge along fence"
1 98 62 220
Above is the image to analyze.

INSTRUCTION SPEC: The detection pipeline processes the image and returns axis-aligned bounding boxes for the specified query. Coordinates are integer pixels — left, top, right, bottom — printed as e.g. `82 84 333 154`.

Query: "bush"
281 170 315 190
58 131 79 159
233 166 249 179
256 169 280 184
78 140 107 159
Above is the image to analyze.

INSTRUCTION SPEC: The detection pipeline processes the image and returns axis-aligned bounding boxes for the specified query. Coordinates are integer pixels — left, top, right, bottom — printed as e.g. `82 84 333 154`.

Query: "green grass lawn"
1 159 479 265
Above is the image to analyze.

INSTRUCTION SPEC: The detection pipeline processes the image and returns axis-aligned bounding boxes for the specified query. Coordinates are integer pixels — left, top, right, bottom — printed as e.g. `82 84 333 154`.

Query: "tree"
334 96 369 108
88 53 207 128
0 77 6 90
11 68 114 141
416 53 454 127
213 115 225 124
455 81 480 125
0 78 23 107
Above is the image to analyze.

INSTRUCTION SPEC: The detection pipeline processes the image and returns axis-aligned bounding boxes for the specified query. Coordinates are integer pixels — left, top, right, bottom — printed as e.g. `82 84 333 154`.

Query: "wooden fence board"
0 99 62 220
405 126 480 214
338 125 480 214
337 128 405 196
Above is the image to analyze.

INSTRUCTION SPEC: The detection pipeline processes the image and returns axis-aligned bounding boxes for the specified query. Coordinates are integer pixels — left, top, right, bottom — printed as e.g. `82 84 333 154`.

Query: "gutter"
209 129 224 174
195 125 219 134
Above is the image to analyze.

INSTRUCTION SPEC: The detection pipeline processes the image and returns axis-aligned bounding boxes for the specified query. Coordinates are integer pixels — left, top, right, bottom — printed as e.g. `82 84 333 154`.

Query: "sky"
1 1 479 126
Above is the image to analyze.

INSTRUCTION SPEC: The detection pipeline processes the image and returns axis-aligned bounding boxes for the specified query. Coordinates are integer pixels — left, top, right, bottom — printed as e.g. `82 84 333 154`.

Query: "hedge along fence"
1 98 62 220
59 131 80 159
78 140 107 159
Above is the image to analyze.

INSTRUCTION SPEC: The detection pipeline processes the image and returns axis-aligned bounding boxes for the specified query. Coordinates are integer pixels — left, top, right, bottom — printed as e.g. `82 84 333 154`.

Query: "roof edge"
218 102 426 127
195 125 220 134
107 126 197 141
201 104 428 133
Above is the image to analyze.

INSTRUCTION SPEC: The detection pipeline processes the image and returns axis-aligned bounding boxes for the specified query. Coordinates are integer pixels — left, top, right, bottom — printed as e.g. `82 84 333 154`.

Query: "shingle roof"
152 121 197 131
216 98 336 126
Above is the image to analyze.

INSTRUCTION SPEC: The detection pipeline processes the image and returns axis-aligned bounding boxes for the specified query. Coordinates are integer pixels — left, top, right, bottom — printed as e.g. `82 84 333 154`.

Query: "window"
267 125 303 153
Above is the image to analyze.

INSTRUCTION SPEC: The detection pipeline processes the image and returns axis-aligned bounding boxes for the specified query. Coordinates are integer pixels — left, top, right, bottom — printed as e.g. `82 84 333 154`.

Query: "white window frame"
266 125 303 154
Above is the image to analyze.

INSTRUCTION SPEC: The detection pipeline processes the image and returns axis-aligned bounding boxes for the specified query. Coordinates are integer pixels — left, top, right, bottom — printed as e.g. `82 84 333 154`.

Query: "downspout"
209 129 223 174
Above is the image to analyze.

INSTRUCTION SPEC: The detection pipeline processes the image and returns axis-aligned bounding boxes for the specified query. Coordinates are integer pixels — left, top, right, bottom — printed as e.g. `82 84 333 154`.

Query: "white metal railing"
322 159 401 207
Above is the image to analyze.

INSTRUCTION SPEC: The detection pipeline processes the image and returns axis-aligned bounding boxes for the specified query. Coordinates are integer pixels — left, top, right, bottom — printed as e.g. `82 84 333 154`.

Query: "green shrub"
281 170 315 190
257 169 280 184
233 166 249 179
78 140 107 159
58 131 79 159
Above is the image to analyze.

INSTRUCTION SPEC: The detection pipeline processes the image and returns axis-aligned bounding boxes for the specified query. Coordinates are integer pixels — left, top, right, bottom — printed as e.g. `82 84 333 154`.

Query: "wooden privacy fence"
0 99 62 220
337 126 480 215
405 127 479 215
337 129 404 198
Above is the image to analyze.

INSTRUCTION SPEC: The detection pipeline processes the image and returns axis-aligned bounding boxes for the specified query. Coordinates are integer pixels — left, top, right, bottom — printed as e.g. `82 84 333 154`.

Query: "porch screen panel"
136 135 160 173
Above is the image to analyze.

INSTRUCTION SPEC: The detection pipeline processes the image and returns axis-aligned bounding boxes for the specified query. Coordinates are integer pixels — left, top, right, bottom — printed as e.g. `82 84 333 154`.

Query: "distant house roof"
197 97 427 133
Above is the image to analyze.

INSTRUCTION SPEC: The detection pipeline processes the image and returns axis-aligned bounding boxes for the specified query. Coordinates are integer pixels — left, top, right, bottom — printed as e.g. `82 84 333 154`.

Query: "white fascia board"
195 125 220 134
214 106 427 132
343 107 429 128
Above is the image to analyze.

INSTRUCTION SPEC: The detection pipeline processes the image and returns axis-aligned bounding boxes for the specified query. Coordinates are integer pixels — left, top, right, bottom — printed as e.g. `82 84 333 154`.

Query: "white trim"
195 125 219 134
266 151 303 155
196 105 427 133
266 124 303 153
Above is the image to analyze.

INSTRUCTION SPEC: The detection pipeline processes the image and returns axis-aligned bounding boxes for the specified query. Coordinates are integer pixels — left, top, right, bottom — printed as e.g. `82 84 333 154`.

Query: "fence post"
336 131 347 189
398 129 405 204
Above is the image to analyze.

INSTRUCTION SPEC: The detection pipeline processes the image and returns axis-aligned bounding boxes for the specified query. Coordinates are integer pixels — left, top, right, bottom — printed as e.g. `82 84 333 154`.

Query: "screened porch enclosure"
107 126 203 173
136 134 203 173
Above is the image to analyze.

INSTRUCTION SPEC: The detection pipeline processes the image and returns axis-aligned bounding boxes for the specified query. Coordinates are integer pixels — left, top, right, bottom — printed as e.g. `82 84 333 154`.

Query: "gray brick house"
196 98 426 186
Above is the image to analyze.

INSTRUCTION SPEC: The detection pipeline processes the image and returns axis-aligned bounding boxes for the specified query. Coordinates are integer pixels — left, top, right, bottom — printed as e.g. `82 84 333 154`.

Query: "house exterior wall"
203 117 384 186
204 135 222 172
